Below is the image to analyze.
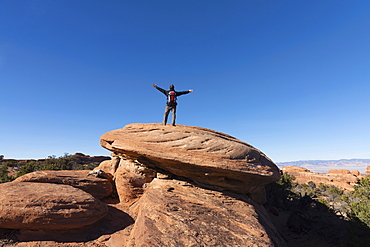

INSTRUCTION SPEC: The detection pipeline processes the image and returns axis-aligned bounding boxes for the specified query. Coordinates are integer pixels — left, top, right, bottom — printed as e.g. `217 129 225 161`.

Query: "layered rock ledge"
100 123 280 203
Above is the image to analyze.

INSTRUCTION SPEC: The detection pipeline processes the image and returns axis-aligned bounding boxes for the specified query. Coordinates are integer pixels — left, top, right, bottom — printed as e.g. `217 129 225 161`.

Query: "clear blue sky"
1 0 369 162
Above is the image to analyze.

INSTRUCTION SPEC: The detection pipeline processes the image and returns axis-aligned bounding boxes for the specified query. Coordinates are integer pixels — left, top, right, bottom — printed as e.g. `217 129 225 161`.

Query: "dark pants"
163 105 176 125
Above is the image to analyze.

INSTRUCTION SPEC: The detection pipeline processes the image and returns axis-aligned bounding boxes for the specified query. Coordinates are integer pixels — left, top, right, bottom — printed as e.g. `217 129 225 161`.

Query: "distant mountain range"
277 159 370 174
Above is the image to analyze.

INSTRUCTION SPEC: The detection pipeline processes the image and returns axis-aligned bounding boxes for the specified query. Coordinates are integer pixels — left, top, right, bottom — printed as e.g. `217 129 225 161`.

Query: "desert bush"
0 164 14 183
266 172 370 246
16 161 43 177
265 172 299 210
15 154 85 177
0 153 103 184
0 156 14 183
347 177 370 227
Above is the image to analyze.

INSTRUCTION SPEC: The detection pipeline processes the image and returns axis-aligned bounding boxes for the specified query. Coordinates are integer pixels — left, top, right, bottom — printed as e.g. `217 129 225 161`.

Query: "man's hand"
152 84 157 87
189 89 194 92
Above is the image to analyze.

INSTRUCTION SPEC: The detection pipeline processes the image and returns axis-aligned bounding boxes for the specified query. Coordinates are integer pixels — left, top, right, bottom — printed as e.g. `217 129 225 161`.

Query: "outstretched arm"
177 89 194 96
152 84 167 95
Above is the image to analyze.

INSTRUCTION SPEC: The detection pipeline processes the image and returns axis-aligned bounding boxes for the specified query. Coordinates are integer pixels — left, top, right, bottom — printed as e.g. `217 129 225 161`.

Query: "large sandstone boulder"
113 160 146 203
105 178 287 247
0 182 108 230
100 123 280 204
14 170 113 199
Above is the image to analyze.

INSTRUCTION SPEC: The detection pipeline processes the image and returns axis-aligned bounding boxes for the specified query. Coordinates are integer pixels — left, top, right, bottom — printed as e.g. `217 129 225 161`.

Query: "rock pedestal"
100 123 280 204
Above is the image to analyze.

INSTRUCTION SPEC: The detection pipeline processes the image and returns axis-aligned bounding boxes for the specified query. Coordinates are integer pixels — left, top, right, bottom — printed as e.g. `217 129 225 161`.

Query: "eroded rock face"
100 123 280 204
108 178 287 247
0 182 108 230
282 166 361 191
328 169 353 175
96 153 120 175
113 159 148 204
14 170 113 199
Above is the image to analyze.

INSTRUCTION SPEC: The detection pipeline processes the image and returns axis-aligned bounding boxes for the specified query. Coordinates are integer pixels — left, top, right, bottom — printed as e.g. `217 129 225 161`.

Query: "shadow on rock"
15 205 134 243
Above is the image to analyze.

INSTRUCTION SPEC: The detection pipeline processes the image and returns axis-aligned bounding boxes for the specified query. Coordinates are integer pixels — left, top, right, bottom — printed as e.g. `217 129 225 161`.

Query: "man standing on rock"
152 84 193 126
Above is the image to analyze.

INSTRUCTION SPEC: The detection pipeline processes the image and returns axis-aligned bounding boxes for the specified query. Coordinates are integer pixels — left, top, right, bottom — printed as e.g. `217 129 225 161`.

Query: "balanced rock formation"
0 124 287 246
282 166 362 191
100 123 280 204
14 170 113 199
0 182 108 230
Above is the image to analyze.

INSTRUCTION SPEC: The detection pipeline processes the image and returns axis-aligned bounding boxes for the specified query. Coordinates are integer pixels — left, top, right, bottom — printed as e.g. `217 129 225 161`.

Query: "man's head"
169 85 175 90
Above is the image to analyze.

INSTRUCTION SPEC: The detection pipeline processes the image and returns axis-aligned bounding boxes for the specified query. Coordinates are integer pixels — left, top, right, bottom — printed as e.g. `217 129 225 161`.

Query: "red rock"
328 169 351 175
114 161 145 204
351 170 361 176
282 166 312 176
105 178 286 247
100 123 280 204
0 182 108 230
14 170 113 199
96 157 120 176
283 166 360 191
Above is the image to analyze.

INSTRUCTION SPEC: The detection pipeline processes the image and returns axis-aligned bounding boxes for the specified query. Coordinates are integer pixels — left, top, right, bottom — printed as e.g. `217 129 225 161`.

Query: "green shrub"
16 161 42 177
265 172 370 245
265 172 299 210
0 164 14 183
348 177 370 227
14 153 97 178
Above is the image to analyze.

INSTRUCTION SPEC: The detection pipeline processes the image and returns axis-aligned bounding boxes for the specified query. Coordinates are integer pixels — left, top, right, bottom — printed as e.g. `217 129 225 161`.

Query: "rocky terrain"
282 166 367 191
0 123 286 247
277 159 370 174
